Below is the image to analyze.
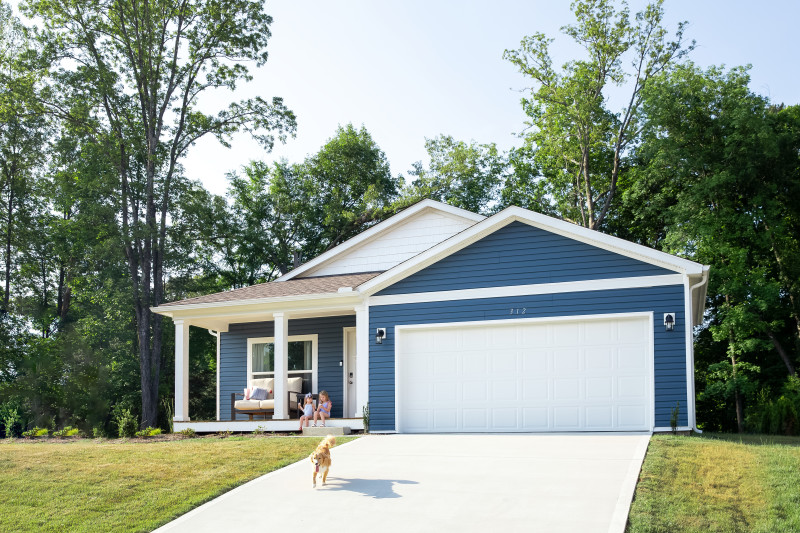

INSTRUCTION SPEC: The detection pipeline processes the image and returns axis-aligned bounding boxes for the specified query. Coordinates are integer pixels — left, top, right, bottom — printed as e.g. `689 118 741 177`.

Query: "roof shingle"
159 272 381 308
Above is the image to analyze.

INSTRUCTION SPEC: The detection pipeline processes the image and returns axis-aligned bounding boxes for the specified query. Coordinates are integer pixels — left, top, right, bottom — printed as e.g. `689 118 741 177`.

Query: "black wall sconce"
376 328 387 344
664 313 675 332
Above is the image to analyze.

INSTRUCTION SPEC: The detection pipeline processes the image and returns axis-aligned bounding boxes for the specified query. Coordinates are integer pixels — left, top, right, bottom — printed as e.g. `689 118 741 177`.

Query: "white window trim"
247 334 319 393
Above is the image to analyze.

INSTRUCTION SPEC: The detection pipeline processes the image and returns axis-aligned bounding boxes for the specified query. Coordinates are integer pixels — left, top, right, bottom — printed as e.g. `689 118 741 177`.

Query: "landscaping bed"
0 434 356 532
627 433 800 532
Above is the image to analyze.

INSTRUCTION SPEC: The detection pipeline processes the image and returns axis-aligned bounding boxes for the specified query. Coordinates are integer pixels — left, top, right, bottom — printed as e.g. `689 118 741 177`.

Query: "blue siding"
368 285 688 431
219 315 355 420
377 221 674 295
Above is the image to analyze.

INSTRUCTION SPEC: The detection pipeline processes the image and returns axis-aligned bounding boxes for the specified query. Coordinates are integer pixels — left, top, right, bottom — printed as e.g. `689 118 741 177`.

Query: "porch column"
355 304 370 418
272 312 289 419
174 320 190 422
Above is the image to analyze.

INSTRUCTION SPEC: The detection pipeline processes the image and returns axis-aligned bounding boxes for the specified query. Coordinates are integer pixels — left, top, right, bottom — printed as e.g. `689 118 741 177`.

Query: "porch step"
302 426 350 436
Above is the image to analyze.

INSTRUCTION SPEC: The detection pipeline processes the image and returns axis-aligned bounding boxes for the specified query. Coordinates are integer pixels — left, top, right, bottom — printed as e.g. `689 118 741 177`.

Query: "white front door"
344 328 357 417
396 315 652 433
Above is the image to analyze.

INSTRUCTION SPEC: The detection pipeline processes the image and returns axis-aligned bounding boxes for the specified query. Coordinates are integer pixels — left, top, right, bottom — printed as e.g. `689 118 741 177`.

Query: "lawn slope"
628 433 800 532
0 436 355 532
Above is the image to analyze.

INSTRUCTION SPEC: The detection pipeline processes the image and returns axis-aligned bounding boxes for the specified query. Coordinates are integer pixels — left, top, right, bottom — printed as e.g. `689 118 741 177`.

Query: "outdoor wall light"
664 313 676 332
376 328 387 344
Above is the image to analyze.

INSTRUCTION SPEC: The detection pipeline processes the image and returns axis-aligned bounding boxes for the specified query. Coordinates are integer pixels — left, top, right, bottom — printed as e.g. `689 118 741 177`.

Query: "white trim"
342 327 356 418
207 329 220 421
355 304 370 419
172 418 363 433
653 426 692 433
683 276 696 434
174 320 190 422
393 311 655 433
151 290 361 315
246 334 319 392
369 274 685 307
358 206 707 296
276 200 485 282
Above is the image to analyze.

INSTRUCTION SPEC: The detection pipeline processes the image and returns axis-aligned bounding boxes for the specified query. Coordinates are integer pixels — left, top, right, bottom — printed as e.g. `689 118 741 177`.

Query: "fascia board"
358 206 706 296
275 199 485 282
150 291 363 317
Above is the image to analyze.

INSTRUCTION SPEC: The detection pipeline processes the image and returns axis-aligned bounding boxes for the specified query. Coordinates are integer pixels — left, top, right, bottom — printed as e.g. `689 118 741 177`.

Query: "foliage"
670 402 680 433
52 426 79 437
113 407 138 439
362 402 370 434
22 427 49 438
135 426 161 438
178 428 196 438
503 0 692 229
0 403 22 438
405 135 506 214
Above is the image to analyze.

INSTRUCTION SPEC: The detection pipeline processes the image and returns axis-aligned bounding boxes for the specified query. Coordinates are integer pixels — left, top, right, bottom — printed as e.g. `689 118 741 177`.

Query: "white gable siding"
306 210 476 277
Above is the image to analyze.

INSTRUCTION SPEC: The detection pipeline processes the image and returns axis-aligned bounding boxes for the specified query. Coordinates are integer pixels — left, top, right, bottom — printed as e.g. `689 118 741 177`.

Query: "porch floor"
174 418 363 433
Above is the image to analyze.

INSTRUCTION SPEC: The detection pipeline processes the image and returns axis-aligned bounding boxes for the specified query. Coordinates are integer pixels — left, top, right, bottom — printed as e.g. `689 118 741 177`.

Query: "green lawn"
627 433 800 533
0 435 356 532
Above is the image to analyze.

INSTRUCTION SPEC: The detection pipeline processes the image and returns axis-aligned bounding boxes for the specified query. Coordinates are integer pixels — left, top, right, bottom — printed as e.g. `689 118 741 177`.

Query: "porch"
152 274 376 432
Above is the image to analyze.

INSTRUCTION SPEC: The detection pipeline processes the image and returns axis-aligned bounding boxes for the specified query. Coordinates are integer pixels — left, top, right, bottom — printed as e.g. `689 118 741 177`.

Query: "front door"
344 328 357 417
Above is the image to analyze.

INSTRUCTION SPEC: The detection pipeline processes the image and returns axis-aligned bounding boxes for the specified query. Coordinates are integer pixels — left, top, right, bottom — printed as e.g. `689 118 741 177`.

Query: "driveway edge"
608 434 651 533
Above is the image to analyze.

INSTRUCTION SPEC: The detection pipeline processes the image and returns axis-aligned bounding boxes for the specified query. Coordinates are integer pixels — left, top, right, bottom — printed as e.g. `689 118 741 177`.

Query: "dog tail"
322 434 336 448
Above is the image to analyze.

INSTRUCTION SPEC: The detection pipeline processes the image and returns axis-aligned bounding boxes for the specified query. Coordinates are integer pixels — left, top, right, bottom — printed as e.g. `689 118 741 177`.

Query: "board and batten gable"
376 221 675 296
219 315 355 420
301 208 478 277
368 286 687 431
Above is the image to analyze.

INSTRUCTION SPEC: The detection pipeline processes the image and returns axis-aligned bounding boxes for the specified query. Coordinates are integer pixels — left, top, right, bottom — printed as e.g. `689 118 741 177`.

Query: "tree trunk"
734 389 745 434
767 331 796 377
3 185 12 312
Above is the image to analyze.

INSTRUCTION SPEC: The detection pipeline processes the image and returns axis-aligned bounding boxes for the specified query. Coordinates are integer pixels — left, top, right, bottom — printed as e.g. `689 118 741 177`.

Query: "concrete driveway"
156 433 650 533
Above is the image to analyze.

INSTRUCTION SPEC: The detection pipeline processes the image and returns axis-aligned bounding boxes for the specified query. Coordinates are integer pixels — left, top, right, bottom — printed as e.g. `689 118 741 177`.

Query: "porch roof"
158 272 382 308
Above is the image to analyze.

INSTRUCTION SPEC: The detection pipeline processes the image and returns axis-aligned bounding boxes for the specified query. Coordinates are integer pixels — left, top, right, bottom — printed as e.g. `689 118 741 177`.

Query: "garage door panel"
522 378 548 401
522 349 549 375
398 317 651 433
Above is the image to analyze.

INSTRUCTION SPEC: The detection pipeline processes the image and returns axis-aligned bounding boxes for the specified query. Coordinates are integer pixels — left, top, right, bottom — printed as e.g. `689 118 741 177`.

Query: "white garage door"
396 315 652 432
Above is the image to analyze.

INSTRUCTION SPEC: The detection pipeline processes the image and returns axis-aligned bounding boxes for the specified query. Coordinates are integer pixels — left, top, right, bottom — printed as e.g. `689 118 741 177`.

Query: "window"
247 335 318 392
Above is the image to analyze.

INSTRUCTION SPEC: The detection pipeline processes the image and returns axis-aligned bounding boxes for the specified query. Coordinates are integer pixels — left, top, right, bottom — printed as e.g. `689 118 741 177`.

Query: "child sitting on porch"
313 391 332 427
298 393 314 431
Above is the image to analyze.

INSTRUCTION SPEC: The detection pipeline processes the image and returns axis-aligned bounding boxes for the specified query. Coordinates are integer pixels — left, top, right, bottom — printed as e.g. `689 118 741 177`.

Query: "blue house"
153 200 709 433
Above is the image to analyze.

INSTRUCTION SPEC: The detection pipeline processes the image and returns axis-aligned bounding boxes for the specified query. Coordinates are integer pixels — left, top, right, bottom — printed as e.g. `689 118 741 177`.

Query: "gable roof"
157 272 380 310
275 199 484 281
356 205 707 296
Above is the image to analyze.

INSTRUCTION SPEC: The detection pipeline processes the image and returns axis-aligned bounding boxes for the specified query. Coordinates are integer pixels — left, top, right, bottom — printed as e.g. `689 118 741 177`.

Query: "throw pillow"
250 387 268 401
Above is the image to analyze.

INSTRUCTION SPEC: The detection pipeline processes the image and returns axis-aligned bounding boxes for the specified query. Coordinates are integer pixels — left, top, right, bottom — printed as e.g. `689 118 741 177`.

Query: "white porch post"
273 312 289 419
174 320 190 422
355 304 370 418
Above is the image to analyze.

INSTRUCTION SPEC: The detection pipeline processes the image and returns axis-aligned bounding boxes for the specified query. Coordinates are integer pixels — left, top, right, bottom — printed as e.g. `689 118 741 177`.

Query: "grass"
0 435 356 532
627 432 800 533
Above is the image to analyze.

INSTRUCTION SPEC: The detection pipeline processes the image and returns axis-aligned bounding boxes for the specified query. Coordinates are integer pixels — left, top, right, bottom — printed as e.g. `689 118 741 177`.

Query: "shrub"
53 426 79 438
670 402 680 434
135 427 162 438
22 427 49 438
362 403 370 434
253 425 266 435
747 380 800 435
178 428 196 438
92 426 106 439
114 408 138 438
0 404 22 439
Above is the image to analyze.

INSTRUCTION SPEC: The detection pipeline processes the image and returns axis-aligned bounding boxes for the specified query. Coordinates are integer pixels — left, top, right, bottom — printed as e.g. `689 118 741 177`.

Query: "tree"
503 0 692 229
24 0 296 427
627 63 800 431
0 4 48 313
405 135 505 214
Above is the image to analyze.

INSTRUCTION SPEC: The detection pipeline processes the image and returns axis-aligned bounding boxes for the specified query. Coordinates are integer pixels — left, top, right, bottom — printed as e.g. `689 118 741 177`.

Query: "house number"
509 308 527 315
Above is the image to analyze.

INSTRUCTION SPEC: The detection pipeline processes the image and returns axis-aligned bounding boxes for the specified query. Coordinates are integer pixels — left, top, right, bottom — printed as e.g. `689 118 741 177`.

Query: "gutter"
688 267 710 434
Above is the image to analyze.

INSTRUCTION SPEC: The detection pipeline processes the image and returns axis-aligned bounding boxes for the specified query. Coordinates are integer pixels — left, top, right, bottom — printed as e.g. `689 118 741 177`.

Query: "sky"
13 1 800 196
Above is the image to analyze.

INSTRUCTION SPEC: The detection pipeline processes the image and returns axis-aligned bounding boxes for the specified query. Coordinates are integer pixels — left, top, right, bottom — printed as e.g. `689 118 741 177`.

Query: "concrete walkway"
156 433 650 533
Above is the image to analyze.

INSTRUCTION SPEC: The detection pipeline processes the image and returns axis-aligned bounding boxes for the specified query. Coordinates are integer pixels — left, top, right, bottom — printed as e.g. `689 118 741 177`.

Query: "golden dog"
310 435 336 488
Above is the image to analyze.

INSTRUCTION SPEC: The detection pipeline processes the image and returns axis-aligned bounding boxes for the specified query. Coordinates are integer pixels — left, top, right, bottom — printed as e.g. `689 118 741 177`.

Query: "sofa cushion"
251 378 274 398
287 376 303 394
234 400 261 410
259 399 275 409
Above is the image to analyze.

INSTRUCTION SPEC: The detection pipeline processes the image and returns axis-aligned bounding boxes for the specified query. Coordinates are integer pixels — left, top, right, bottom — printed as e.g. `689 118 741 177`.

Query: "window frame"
247 334 319 392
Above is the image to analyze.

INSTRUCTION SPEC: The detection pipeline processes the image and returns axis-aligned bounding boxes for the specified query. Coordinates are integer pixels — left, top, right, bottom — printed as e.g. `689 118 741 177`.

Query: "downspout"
208 330 220 421
688 268 710 434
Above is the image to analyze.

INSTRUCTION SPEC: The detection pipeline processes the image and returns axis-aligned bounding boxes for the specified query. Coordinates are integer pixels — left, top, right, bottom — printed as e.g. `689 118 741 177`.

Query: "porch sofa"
231 377 304 420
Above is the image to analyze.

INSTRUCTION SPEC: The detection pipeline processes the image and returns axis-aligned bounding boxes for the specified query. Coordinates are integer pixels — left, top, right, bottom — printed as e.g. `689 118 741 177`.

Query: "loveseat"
231 377 304 420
